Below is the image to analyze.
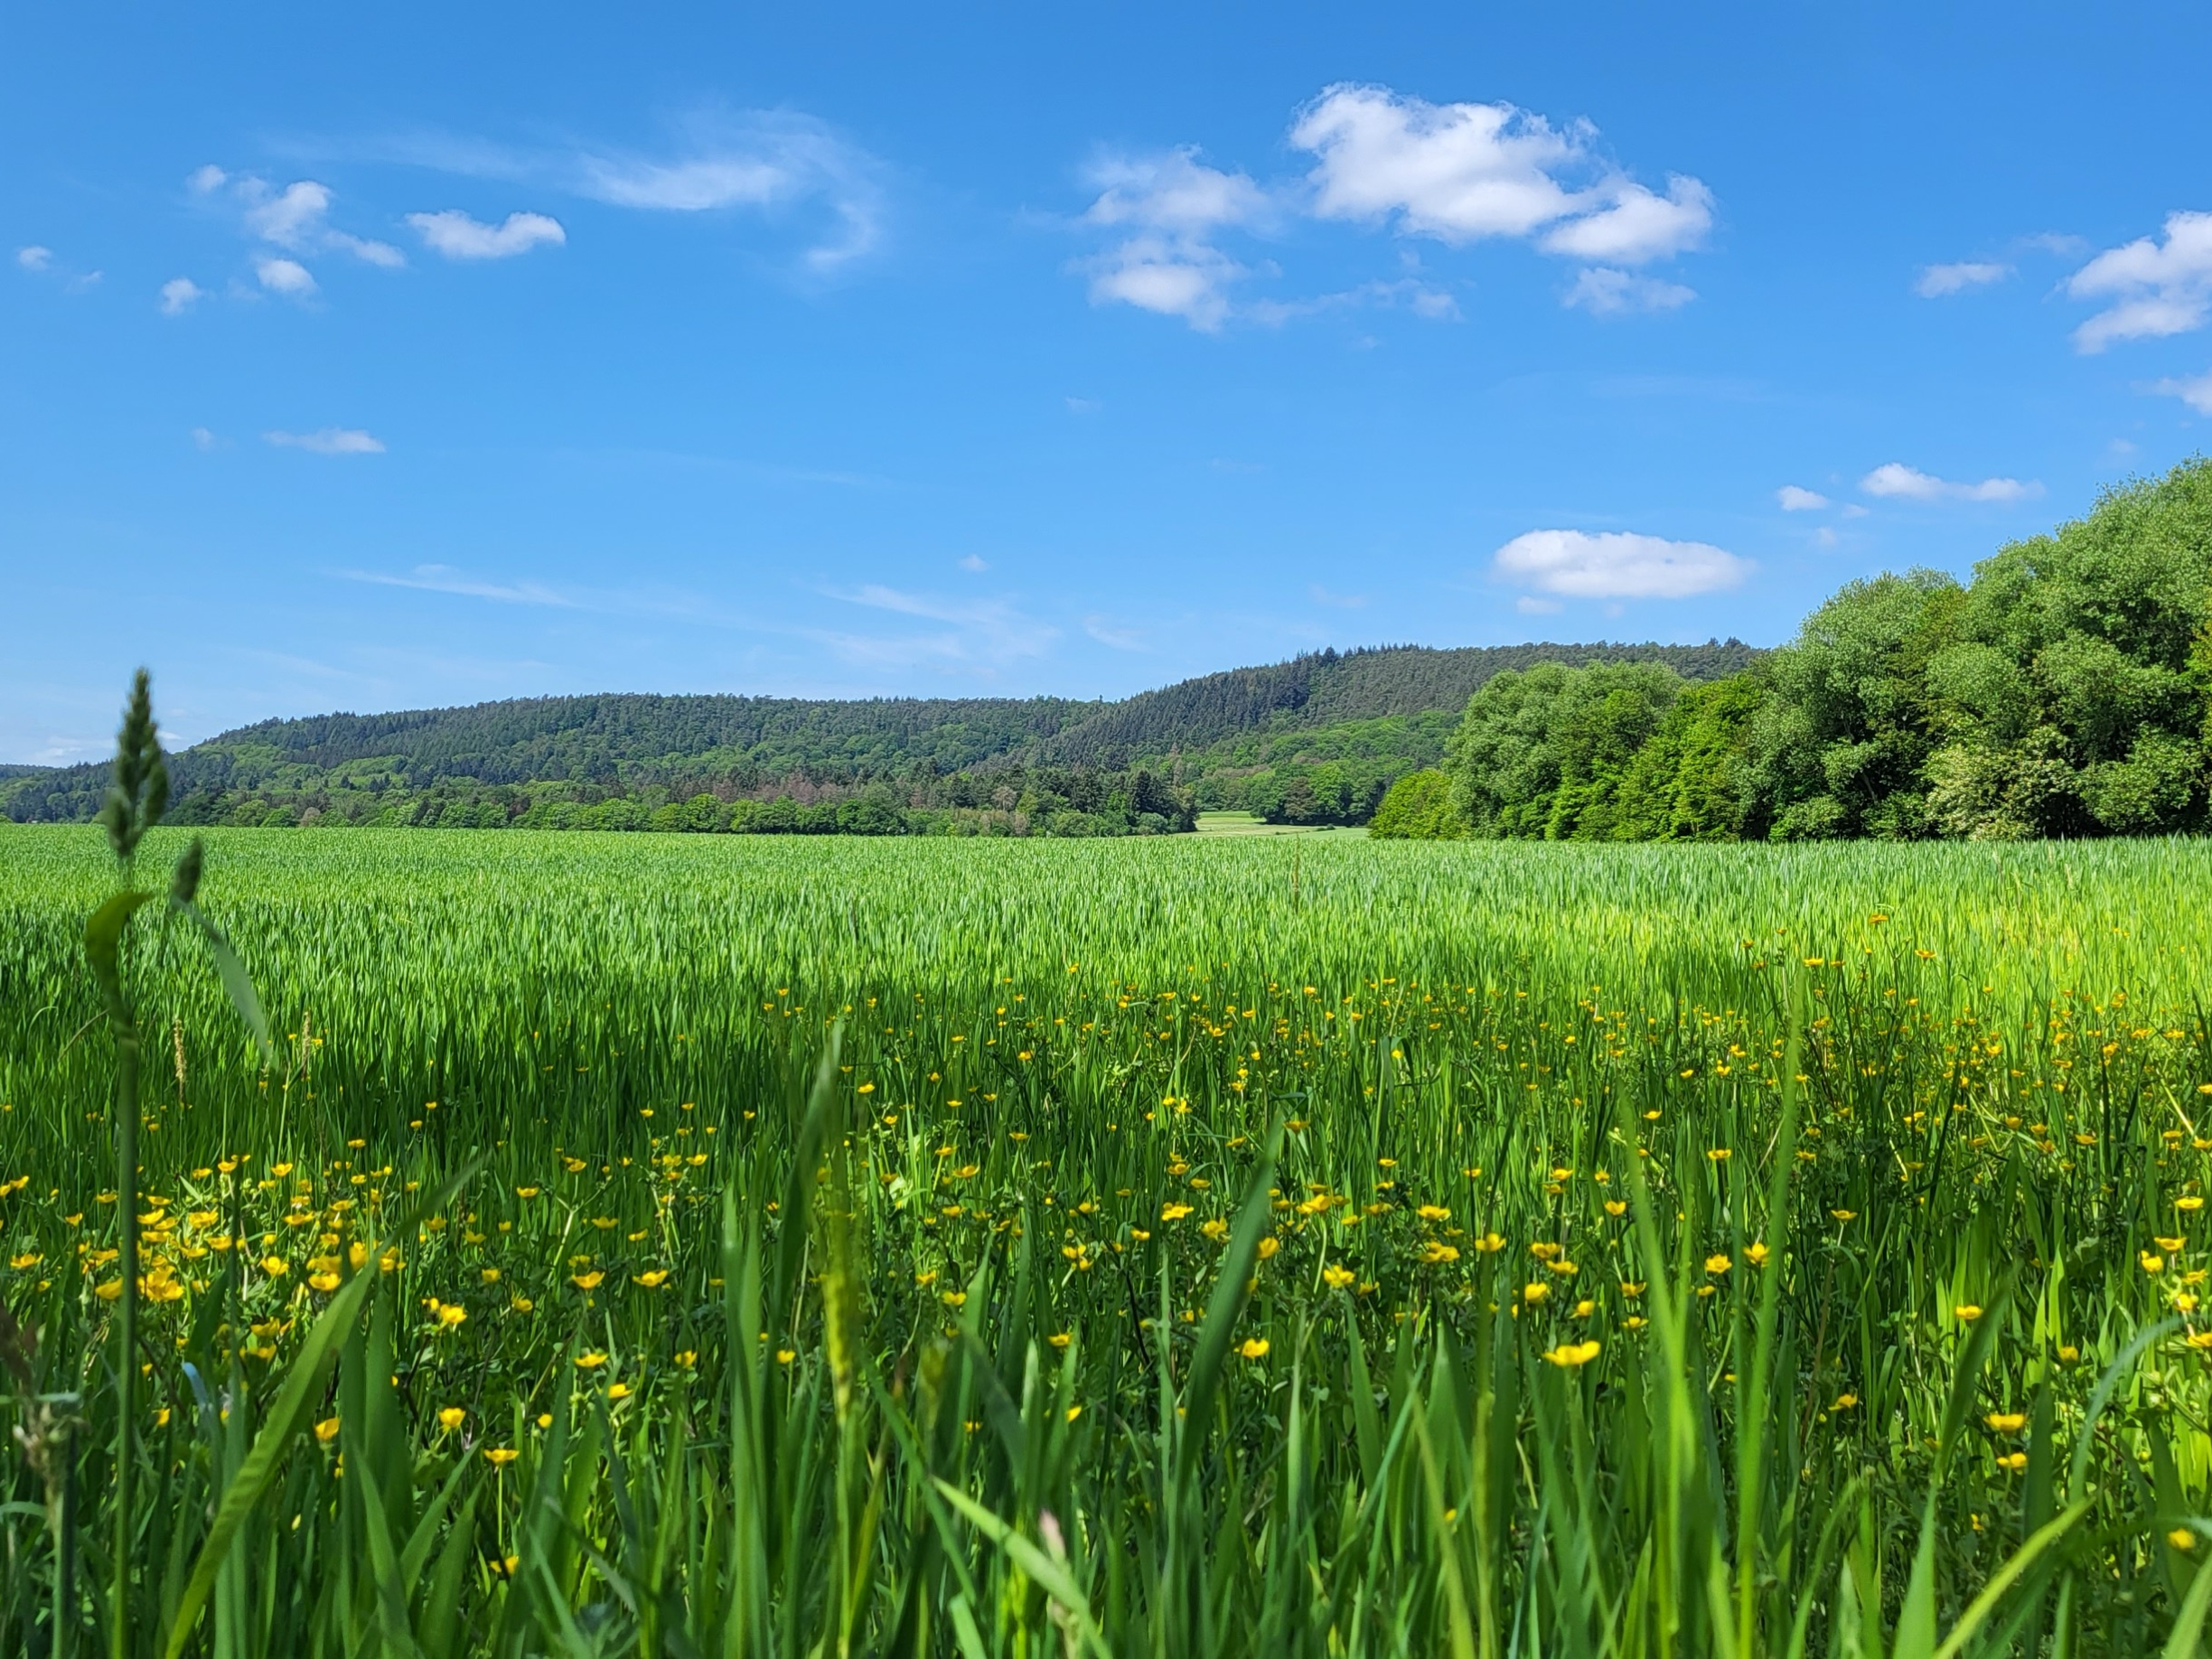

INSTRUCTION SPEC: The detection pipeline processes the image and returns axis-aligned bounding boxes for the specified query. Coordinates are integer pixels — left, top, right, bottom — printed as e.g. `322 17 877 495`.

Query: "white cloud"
2067 211 2212 351
265 427 385 455
1064 396 1100 414
2151 370 2212 414
256 257 316 295
158 276 204 315
1078 83 1709 329
211 173 404 276
16 245 52 271
1494 529 1749 599
1309 584 1367 608
1859 463 2039 503
576 112 884 271
1916 260 2010 297
1076 149 1270 330
1541 176 1714 264
1562 267 1694 314
244 180 333 248
1515 595 1562 614
407 208 566 259
1776 484 1829 511
1813 526 1840 548
1290 84 1711 263
959 554 989 572
191 426 220 450
1293 85 1583 242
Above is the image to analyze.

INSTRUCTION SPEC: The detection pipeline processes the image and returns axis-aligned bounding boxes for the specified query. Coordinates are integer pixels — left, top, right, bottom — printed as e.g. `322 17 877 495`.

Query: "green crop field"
4 816 2212 1655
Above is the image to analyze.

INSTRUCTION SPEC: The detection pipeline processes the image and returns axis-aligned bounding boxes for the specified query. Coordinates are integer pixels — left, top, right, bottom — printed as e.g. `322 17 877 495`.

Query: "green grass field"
3 823 2211 1655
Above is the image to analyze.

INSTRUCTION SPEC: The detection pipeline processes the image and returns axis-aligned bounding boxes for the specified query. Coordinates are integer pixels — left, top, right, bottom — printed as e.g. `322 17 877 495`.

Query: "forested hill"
1040 640 1758 766
3 639 1755 826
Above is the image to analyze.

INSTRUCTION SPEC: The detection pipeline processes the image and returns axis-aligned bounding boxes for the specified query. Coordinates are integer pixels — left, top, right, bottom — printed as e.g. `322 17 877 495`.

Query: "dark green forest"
1373 456 2212 842
2 641 1750 837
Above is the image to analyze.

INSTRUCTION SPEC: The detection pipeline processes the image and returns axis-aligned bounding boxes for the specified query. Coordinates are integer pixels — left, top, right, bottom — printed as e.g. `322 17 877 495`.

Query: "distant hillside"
1040 641 1758 767
3 638 1760 831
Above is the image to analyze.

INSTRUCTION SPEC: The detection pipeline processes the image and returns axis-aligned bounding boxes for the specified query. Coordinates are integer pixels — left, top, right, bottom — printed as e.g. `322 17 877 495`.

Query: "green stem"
113 1024 138 1659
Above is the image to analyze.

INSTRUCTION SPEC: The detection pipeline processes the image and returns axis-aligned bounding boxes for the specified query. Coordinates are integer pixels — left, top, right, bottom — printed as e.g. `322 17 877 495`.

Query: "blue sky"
5 3 2211 762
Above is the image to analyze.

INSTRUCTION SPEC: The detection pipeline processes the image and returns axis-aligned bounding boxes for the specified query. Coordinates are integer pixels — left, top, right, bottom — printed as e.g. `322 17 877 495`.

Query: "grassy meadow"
2 823 2211 1655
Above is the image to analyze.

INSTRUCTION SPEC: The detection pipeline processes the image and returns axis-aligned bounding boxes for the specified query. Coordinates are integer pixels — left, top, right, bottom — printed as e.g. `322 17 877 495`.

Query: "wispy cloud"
341 563 574 605
1083 614 1149 651
1776 484 1829 511
571 111 886 272
190 166 407 300
265 426 385 455
1860 462 2039 503
407 209 565 259
158 276 205 314
1561 267 1693 314
807 584 1060 671
2151 370 2212 414
1309 585 1368 608
16 245 52 271
1916 259 2010 297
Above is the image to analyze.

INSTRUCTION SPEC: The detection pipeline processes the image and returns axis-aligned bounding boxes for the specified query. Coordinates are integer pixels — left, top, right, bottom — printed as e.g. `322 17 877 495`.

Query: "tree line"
1373 457 2212 841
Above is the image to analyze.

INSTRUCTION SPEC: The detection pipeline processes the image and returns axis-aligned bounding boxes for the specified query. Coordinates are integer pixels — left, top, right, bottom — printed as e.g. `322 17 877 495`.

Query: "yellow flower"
1255 1237 1279 1261
1199 1219 1229 1242
308 1272 341 1293
672 1350 697 1368
1985 1412 2026 1434
1705 1254 1732 1275
2186 1330 2212 1350
1831 1210 1857 1223
633 1270 670 1289
9 1251 41 1270
776 1348 797 1364
1998 1452 2028 1473
1416 1204 1451 1222
571 1270 605 1290
2056 1344 2079 1363
1832 1393 1859 1410
436 1302 466 1329
438 1407 465 1430
1603 1201 1626 1218
1744 1242 1771 1268
1323 1264 1355 1289
1474 1233 1505 1254
607 1382 633 1401
941 1290 967 1308
484 1448 520 1467
1543 1340 1601 1368
481 1267 501 1284
1239 1338 1270 1360
1423 1242 1461 1265
2142 1252 2166 1275
262 1256 288 1278
1048 1331 1073 1349
1065 1405 1083 1423
2173 1529 2198 1553
2180 1196 2207 1214
1523 1281 1550 1305
1708 1148 1731 1162
1955 1305 1983 1322
314 1417 341 1443
1160 1203 1194 1223
94 1280 123 1302
576 1352 608 1370
511 1296 534 1314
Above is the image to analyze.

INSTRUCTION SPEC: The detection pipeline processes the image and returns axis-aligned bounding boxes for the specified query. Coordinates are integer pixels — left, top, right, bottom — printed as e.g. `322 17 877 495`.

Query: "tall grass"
0 822 2207 1654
